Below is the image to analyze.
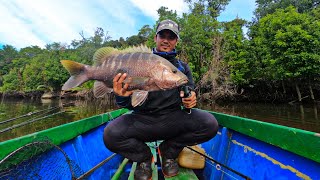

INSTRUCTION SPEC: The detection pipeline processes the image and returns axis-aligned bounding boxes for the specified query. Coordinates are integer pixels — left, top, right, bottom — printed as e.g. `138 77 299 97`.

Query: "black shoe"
134 160 152 180
161 157 179 177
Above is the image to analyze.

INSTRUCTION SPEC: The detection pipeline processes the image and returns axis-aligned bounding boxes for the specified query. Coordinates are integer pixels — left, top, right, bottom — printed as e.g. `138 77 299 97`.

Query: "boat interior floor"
112 142 203 180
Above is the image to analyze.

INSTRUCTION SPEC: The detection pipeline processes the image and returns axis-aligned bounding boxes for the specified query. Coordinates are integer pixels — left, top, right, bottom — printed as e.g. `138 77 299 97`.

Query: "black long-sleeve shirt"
115 51 194 115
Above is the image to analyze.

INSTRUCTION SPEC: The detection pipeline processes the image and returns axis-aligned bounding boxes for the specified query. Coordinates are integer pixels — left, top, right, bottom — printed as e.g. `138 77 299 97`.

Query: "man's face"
154 30 178 52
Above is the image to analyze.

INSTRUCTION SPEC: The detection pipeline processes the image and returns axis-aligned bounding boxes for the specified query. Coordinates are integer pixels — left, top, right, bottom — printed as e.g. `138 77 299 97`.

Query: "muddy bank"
0 90 114 101
0 91 44 99
199 87 320 105
2 88 319 105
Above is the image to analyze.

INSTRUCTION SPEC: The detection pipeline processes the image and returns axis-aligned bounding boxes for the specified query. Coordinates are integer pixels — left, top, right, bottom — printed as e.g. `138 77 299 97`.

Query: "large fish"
61 46 188 107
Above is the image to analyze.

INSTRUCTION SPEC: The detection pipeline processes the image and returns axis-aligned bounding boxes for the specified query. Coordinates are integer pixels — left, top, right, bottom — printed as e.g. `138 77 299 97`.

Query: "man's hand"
180 91 197 108
113 73 133 97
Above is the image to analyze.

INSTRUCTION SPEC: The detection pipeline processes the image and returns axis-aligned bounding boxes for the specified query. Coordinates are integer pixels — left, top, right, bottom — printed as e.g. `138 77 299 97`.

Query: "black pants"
103 109 218 162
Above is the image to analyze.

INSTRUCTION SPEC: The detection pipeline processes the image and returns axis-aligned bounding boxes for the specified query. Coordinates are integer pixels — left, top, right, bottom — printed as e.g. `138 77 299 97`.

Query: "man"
103 19 218 180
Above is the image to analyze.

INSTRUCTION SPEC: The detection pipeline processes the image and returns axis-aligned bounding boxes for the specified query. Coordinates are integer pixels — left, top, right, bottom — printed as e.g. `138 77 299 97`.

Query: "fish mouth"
176 78 188 86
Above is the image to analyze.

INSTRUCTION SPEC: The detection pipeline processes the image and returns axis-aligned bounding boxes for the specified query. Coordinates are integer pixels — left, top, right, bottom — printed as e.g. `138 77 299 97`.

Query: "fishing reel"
182 86 192 114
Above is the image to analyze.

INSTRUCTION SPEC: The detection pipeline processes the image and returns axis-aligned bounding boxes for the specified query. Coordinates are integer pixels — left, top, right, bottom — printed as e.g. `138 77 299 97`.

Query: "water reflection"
0 98 319 142
0 98 116 142
199 102 320 133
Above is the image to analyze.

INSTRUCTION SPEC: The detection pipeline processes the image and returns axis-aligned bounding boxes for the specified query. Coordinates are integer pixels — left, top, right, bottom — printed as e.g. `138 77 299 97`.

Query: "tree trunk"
295 83 302 102
282 80 286 94
314 105 318 121
300 104 305 121
308 84 315 102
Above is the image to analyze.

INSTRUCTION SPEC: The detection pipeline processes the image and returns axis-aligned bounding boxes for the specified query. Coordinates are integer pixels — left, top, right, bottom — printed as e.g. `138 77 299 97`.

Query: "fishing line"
186 146 251 180
206 160 239 180
0 106 60 125
0 103 73 125
0 110 65 133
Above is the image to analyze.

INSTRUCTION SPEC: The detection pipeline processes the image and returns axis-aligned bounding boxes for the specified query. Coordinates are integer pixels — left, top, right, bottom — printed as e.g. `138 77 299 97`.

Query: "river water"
0 98 319 142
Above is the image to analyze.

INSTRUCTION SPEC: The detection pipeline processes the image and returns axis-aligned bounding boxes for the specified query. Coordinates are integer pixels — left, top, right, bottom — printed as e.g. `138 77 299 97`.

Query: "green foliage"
184 0 231 18
23 64 44 92
181 15 211 81
1 2 320 101
0 45 18 77
179 3 219 82
250 6 320 82
43 51 70 91
221 19 250 84
255 0 320 20
1 68 23 91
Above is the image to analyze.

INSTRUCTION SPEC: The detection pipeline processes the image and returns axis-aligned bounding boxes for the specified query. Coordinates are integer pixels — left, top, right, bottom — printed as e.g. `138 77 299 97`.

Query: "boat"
0 108 319 180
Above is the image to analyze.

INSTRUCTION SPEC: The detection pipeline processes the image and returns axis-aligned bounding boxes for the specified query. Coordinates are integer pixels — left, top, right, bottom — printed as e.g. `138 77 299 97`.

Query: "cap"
156 19 180 39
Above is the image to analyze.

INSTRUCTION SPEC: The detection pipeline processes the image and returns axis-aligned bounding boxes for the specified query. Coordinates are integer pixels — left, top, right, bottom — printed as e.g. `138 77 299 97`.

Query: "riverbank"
1 89 319 105
0 91 44 99
0 90 113 101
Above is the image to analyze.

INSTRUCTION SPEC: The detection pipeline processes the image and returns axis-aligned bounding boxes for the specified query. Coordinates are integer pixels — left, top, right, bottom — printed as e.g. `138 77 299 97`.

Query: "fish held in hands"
61 46 188 107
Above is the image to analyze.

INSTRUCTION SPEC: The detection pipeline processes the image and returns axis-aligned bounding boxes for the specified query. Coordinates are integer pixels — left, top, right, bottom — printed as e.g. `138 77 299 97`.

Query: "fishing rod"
75 153 117 180
0 106 60 125
0 110 65 133
0 103 74 125
187 146 251 180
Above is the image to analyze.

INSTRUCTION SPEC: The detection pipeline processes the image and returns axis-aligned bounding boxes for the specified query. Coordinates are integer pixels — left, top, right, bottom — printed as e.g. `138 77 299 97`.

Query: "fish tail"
61 60 89 90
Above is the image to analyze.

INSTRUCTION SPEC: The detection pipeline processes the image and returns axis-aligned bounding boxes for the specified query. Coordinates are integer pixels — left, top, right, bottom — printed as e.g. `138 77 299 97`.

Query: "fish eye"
172 69 177 73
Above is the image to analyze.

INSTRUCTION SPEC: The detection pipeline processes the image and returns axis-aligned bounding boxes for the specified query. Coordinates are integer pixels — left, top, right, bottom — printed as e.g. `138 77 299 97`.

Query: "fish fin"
61 60 89 90
93 47 120 66
120 44 152 53
93 81 113 98
61 60 86 76
123 77 149 86
131 90 148 107
93 45 151 66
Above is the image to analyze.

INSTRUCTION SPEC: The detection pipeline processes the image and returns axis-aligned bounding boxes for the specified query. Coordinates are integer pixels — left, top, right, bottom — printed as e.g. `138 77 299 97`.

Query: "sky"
0 0 256 49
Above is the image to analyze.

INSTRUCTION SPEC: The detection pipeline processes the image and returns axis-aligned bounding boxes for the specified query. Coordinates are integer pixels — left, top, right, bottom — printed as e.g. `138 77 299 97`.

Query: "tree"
180 0 223 82
179 12 218 81
0 45 18 76
74 27 111 64
138 25 152 41
222 18 250 85
1 68 23 91
22 57 45 92
184 0 231 18
254 0 320 20
249 6 320 101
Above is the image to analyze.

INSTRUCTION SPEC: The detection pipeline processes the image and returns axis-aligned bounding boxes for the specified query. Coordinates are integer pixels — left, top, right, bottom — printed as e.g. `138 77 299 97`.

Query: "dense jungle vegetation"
0 0 319 103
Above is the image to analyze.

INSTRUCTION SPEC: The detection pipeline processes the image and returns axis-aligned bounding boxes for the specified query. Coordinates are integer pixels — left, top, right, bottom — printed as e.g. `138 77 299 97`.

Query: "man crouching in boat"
103 19 219 180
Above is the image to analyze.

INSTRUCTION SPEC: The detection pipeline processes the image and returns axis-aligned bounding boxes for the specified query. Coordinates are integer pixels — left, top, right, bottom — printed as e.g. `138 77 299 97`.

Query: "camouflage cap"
156 19 180 39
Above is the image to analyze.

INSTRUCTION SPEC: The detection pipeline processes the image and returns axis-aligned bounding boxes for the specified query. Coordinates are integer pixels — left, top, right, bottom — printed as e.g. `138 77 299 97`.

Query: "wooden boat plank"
128 162 137 180
158 144 199 180
128 142 158 180
164 167 198 180
149 142 158 180
111 158 129 180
